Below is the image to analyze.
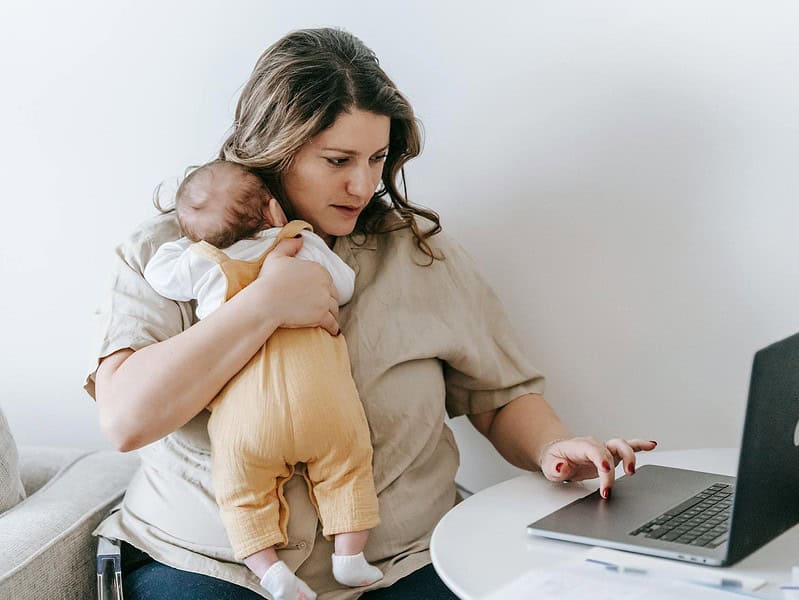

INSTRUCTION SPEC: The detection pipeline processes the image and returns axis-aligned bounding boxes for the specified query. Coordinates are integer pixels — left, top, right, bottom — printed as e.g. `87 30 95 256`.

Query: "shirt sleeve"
84 213 195 400
434 235 546 418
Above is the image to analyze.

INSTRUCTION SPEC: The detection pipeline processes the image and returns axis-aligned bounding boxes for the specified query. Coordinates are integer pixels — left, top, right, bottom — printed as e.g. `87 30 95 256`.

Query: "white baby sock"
260 561 317 600
331 552 383 587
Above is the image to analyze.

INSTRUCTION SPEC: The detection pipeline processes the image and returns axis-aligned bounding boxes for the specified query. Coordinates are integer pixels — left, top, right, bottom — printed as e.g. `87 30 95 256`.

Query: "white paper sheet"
484 560 763 600
586 547 766 591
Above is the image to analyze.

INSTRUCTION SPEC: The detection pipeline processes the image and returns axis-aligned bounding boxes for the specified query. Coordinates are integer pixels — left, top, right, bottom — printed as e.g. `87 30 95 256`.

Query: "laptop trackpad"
527 465 734 546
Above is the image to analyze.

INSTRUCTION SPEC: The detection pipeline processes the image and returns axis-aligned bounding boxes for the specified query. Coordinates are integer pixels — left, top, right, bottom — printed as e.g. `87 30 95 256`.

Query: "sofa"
0 441 138 599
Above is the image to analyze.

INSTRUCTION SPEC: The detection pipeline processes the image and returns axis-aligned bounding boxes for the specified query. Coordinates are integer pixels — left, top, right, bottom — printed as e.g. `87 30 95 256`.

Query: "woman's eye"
325 154 387 167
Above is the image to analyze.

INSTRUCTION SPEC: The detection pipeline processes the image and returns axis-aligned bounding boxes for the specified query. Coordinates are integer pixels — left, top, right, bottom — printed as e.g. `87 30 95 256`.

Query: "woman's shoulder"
367 214 492 300
377 213 468 266
118 211 181 272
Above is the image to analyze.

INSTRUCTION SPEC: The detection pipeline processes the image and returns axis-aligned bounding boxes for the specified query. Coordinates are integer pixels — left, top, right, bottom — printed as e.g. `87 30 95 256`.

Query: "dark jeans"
121 543 458 599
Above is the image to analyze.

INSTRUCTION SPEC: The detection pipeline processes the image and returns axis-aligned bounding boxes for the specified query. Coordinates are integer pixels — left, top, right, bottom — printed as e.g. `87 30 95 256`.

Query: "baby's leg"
289 331 382 587
243 546 280 579
332 530 383 587
208 397 316 598
305 438 383 587
303 399 382 587
334 529 370 556
251 549 316 600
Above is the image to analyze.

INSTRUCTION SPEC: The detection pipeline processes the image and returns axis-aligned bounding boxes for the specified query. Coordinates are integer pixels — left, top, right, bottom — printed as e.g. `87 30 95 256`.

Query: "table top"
430 448 799 599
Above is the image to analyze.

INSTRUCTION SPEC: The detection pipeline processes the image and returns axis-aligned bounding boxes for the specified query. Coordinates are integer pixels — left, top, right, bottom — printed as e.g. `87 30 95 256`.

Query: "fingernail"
601 460 611 472
555 462 564 473
628 464 636 475
602 487 611 500
649 440 658 446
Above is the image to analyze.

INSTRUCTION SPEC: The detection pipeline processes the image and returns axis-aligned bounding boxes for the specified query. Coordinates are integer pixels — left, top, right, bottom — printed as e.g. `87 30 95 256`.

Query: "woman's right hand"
257 237 340 335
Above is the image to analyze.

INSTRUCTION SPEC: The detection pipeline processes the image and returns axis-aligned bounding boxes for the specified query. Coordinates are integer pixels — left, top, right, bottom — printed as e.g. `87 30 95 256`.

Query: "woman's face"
282 109 391 244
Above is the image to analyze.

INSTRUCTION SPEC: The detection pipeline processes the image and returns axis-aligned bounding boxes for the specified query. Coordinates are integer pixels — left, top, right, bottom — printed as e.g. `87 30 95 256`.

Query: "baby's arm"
143 240 225 317
143 238 198 301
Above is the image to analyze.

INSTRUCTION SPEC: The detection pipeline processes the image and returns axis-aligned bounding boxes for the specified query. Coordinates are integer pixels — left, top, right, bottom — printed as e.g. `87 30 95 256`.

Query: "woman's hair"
218 27 441 262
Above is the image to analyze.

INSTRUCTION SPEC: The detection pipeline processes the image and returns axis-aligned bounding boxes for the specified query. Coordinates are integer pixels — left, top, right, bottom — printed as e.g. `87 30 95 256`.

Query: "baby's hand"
265 197 288 227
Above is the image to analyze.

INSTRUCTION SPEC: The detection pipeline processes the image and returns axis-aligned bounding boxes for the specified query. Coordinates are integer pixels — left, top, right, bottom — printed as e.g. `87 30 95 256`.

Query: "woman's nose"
345 164 375 200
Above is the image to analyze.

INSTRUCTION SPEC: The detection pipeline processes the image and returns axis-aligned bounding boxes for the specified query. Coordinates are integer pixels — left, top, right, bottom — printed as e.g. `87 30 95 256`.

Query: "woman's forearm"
476 393 572 471
97 277 280 451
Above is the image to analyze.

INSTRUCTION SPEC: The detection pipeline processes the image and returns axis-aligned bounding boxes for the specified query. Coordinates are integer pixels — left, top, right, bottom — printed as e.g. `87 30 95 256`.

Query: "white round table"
430 449 798 599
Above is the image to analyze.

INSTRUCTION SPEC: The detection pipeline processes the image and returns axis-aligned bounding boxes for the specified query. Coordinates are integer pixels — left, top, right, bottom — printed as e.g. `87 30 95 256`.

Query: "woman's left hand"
538 437 658 499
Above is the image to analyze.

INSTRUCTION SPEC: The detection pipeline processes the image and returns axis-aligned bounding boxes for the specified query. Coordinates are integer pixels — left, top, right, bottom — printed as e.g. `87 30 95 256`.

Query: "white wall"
2 1 798 492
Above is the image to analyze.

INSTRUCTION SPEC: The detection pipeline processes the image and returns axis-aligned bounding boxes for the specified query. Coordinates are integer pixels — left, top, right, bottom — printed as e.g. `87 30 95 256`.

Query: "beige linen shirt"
85 212 545 599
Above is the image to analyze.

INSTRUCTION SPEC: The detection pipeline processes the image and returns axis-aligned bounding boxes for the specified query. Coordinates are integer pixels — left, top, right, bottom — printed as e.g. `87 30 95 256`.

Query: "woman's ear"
265 197 288 227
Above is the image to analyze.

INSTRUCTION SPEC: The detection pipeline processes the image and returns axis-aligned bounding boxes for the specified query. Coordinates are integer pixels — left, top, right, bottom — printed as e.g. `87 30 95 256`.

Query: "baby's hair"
175 160 271 249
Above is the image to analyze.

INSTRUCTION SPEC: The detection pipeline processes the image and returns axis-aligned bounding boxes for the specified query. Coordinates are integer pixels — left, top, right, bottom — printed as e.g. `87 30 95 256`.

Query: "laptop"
527 332 799 566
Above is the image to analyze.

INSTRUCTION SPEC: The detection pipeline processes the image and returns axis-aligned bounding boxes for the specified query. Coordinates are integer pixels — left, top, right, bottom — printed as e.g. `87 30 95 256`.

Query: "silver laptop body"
527 332 799 566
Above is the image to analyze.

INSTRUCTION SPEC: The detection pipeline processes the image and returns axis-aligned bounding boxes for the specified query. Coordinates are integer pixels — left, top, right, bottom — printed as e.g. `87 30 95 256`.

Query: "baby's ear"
265 197 288 227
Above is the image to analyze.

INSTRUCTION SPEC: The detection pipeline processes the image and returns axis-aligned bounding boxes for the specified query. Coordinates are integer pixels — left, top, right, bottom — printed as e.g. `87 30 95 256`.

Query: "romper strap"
256 220 314 263
271 220 314 248
190 240 230 265
189 220 314 268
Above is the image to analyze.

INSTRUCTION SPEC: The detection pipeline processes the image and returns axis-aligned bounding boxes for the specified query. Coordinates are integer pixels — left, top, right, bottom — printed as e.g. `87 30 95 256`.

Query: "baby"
143 160 382 600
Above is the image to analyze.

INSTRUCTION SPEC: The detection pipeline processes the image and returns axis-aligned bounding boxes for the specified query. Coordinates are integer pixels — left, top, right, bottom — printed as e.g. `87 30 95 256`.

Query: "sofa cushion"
0 449 139 600
18 446 88 497
0 405 26 513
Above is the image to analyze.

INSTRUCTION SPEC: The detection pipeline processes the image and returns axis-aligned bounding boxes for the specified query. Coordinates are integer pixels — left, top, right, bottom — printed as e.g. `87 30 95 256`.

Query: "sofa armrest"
18 446 90 496
0 449 139 600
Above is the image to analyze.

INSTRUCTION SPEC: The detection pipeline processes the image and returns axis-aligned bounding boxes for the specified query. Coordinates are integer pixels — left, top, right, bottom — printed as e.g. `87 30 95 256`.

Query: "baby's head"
175 160 271 249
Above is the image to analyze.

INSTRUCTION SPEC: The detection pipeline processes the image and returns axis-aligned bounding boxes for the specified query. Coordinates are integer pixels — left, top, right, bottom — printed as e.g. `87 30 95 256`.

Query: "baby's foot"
332 552 383 587
260 560 317 600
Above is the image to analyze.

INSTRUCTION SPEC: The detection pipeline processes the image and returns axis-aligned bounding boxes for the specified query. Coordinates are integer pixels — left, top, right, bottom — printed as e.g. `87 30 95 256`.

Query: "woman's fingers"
320 310 339 336
542 436 659 499
607 438 658 476
257 247 341 332
627 439 658 452
540 442 568 482
542 438 615 497
580 440 616 499
267 237 303 258
606 437 637 475
323 295 340 336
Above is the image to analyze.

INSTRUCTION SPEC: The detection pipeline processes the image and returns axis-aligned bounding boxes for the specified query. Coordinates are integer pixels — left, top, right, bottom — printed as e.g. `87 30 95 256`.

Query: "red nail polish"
601 460 611 472
602 487 611 499
628 464 636 475
555 462 564 473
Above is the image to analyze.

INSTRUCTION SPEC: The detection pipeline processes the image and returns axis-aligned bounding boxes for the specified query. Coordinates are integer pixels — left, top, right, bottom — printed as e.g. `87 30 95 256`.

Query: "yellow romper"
197 221 380 560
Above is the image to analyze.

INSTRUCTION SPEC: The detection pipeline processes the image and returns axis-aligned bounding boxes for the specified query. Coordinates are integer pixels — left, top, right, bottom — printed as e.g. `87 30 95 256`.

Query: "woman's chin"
323 221 358 238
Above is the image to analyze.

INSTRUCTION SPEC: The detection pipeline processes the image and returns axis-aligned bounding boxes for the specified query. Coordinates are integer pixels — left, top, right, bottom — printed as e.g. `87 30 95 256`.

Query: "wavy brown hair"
218 27 441 262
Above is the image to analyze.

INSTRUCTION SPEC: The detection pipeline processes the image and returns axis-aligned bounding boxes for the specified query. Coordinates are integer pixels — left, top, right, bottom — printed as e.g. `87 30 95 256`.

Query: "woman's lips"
332 204 362 216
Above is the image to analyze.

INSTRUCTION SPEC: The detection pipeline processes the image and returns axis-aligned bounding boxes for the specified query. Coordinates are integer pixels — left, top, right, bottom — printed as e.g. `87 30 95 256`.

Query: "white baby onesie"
144 228 354 319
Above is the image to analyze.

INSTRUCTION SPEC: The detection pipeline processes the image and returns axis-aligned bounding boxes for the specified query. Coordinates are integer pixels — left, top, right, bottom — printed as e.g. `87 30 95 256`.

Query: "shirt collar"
333 232 377 276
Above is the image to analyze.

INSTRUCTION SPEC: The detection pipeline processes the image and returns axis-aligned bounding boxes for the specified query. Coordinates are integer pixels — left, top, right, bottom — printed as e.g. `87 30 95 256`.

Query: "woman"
88 28 655 599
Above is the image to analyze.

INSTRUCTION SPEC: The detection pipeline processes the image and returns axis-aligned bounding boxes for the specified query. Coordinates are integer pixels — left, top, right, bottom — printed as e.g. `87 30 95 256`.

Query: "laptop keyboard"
629 483 733 547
